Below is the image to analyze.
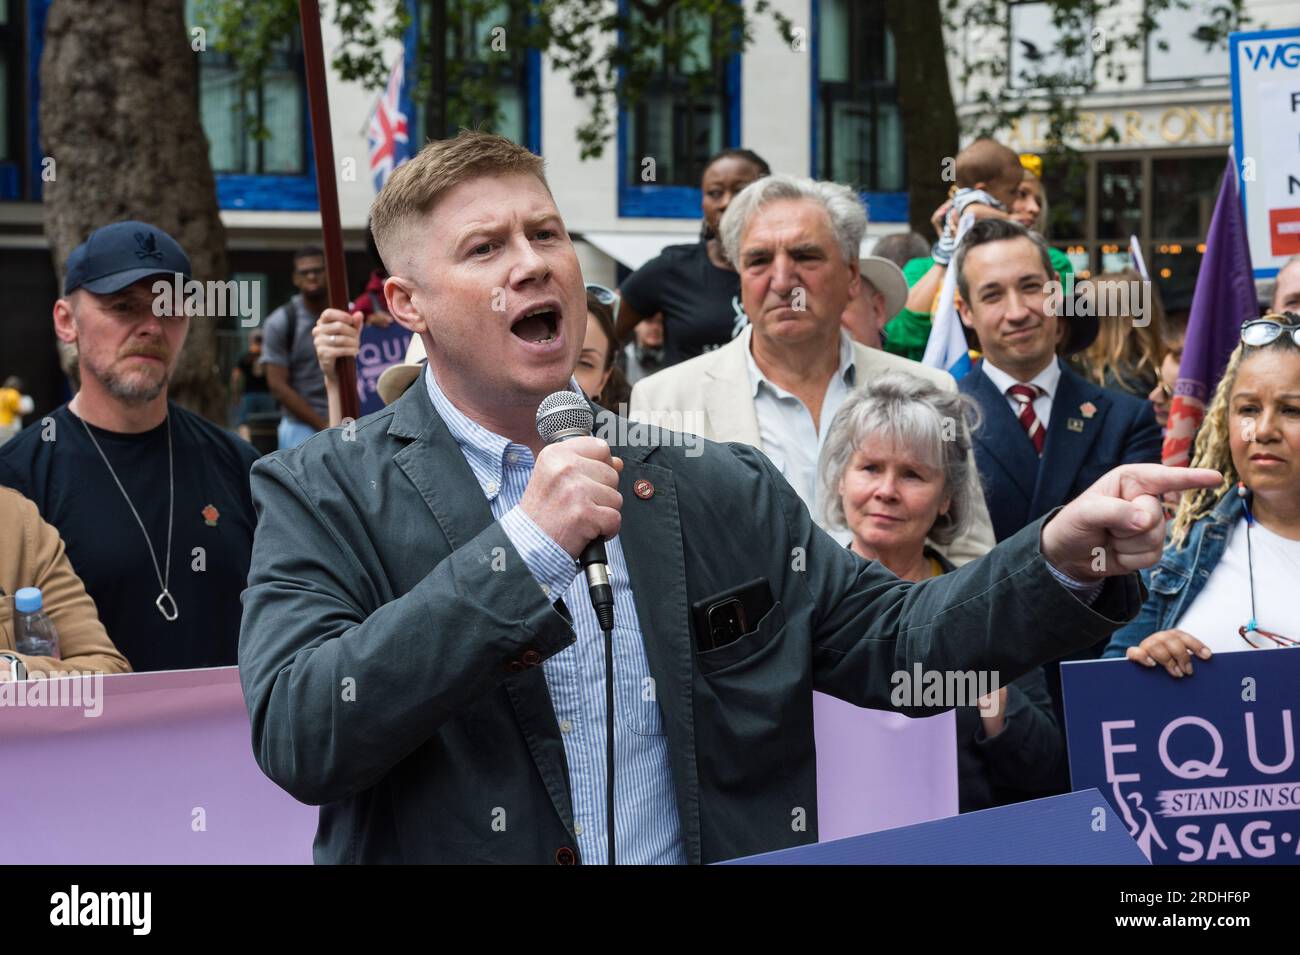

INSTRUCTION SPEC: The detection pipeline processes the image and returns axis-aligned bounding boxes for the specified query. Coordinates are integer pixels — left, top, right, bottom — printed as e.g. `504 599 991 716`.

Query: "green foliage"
192 0 794 159
331 1 414 90
193 0 1247 166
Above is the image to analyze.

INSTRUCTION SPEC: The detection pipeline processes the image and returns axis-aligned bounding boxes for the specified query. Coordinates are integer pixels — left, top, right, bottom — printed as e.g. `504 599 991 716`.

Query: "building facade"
953 0 1298 309
2 0 1295 417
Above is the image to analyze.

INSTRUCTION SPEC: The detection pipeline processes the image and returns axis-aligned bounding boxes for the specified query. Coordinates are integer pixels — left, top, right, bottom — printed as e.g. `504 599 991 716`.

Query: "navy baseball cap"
63 220 192 296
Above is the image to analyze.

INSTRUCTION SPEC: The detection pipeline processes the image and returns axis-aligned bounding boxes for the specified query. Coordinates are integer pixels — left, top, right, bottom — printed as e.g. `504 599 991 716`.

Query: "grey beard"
93 364 168 405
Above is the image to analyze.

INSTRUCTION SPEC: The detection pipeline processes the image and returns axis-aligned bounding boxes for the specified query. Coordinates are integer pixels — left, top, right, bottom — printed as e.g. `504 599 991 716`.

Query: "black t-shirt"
0 403 260 672
618 240 747 366
237 351 271 394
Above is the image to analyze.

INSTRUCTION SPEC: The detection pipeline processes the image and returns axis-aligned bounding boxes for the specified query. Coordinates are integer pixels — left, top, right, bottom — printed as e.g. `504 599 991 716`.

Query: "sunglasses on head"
585 283 621 322
1241 314 1300 347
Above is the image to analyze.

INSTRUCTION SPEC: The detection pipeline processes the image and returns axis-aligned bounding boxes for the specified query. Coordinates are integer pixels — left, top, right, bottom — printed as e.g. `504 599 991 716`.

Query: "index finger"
1116 464 1221 498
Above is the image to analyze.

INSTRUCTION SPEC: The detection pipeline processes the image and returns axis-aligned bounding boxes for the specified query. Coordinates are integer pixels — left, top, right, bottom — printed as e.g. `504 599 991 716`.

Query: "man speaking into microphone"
238 131 1218 865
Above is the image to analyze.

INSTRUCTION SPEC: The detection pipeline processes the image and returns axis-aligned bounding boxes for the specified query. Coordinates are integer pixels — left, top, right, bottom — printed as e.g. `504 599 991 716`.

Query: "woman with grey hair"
818 373 1066 811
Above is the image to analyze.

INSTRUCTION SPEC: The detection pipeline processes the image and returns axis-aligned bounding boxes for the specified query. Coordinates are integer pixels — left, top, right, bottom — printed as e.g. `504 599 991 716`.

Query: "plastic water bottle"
14 587 61 660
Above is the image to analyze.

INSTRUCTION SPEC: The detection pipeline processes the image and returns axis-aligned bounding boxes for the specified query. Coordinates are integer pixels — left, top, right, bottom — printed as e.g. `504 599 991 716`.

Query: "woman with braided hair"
1103 313 1300 676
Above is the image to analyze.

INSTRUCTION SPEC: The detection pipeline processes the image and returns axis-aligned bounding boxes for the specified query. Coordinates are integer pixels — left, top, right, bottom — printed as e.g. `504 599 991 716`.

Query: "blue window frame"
9 1 314 209
616 1 741 219
411 0 540 154
189 2 316 211
810 0 907 223
1 0 50 202
0 0 23 198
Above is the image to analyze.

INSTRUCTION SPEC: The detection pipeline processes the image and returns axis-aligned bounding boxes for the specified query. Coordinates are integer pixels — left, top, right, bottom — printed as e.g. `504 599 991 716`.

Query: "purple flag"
1162 158 1257 466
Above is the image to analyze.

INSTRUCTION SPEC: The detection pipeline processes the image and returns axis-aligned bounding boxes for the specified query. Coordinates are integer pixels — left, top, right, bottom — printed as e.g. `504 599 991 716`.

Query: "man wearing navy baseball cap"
0 221 260 672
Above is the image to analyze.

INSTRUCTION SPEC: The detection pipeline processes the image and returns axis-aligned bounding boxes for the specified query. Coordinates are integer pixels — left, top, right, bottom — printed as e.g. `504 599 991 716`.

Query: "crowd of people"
1 127 1297 861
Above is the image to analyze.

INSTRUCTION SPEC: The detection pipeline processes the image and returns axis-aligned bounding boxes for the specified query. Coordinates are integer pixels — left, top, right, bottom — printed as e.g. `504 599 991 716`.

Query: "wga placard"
1063 648 1300 865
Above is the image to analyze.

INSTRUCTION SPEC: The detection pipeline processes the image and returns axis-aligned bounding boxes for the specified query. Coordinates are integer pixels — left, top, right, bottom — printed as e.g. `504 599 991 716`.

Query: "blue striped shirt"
425 367 685 864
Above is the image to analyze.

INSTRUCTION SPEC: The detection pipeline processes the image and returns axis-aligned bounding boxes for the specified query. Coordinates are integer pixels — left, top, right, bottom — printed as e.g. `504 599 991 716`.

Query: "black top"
851 545 1066 811
0 402 260 672
618 240 748 366
237 351 271 394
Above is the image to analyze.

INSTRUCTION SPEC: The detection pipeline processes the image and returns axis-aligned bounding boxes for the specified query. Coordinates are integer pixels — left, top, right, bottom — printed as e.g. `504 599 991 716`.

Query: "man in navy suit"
953 218 1162 754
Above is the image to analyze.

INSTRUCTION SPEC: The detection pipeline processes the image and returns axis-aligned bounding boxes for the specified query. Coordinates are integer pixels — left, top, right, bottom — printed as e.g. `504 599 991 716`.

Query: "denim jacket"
1102 491 1244 657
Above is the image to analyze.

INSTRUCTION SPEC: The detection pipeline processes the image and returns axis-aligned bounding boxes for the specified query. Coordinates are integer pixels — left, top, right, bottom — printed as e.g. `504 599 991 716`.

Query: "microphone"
536 389 618 866
535 391 616 633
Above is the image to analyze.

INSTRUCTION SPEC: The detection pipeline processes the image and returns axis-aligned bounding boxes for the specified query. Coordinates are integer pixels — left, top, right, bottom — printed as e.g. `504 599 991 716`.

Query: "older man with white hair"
631 174 995 564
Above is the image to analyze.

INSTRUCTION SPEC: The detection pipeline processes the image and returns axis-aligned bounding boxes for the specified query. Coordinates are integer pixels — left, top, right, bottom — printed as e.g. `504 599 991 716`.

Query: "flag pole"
299 0 360 422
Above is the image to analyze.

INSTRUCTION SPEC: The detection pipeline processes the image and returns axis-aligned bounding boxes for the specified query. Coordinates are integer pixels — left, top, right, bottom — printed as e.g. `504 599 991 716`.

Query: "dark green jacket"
238 380 1141 864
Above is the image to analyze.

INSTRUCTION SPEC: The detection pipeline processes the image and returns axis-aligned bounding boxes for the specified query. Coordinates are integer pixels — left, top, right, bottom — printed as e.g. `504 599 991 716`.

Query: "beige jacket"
0 486 131 676
629 334 996 567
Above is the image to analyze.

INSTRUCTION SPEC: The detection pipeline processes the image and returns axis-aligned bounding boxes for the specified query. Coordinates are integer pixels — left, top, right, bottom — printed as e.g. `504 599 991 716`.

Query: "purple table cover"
0 669 957 862
813 692 958 842
0 667 316 864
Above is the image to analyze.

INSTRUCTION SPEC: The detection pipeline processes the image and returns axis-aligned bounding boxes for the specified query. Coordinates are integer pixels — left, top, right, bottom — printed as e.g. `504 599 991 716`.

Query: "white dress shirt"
980 356 1061 428
424 367 685 864
742 324 856 524
1176 516 1300 652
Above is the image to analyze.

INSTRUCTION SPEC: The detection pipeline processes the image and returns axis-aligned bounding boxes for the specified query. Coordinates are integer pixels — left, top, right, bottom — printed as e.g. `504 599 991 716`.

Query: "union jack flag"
366 54 410 193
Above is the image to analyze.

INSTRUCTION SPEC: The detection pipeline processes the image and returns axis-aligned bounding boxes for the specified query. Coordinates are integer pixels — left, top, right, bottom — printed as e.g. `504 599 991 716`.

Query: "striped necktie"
1007 383 1046 455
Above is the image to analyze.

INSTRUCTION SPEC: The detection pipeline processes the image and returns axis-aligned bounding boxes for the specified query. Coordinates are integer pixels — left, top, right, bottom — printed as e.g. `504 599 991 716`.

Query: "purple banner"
0 669 956 862
355 322 413 417
0 667 316 864
1064 650 1300 864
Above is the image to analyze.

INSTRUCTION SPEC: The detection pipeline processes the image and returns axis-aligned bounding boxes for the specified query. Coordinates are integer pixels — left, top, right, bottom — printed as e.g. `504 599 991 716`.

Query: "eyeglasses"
1238 624 1300 649
1241 315 1300 347
585 283 621 322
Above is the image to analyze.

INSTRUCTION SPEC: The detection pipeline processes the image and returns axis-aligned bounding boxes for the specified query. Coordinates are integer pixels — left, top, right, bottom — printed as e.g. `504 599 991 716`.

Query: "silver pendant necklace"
77 407 177 621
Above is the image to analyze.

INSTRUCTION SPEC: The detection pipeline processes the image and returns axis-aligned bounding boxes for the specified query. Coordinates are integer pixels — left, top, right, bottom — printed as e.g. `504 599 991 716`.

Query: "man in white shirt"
631 174 996 566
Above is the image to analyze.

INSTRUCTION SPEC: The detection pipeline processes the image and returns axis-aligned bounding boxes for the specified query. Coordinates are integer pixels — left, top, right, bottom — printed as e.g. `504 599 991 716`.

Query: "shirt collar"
743 325 857 399
423 365 585 502
981 355 1061 399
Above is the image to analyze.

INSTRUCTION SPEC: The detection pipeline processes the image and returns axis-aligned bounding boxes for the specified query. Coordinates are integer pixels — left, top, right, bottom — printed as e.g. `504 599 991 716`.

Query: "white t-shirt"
1176 516 1300 653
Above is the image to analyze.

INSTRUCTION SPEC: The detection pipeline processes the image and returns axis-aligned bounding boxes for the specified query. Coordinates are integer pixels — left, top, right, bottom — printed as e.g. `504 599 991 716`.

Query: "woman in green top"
885 163 1073 362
